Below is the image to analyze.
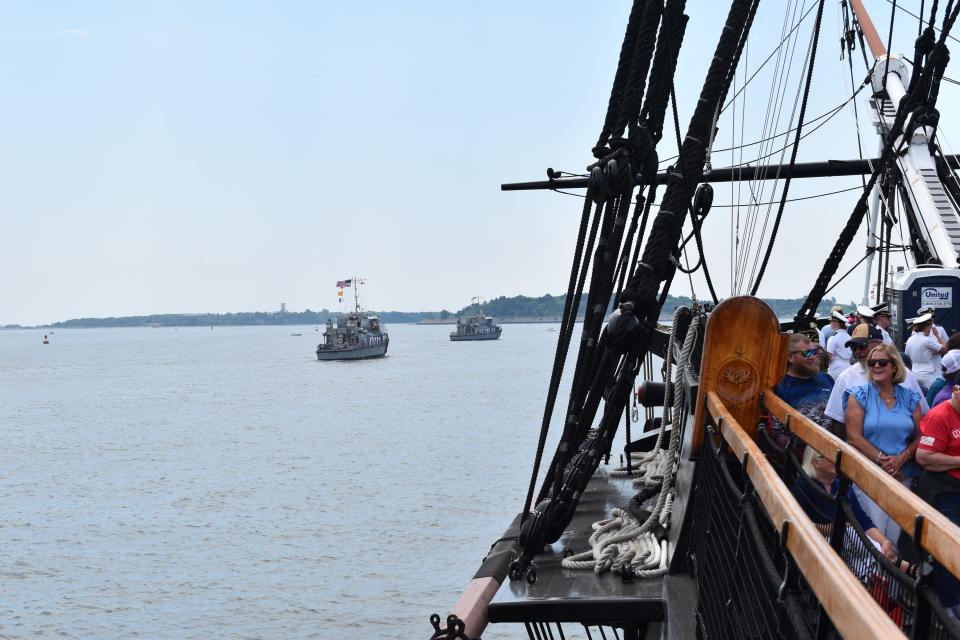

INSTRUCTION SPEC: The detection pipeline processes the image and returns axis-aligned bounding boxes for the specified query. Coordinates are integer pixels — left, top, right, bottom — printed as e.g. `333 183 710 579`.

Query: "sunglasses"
850 343 870 350
867 358 892 368
790 348 820 357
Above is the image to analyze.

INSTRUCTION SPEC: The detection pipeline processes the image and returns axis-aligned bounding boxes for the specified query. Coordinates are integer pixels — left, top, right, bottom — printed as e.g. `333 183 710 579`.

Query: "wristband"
876 452 883 464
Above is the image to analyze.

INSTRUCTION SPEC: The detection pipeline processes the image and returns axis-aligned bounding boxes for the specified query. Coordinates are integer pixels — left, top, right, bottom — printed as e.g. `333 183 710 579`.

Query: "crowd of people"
773 303 960 617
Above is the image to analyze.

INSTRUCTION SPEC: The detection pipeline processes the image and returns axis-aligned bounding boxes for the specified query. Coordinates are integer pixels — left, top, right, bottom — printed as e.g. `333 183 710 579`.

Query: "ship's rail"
762 391 960 638
689 296 960 639
700 392 905 638
763 392 960 581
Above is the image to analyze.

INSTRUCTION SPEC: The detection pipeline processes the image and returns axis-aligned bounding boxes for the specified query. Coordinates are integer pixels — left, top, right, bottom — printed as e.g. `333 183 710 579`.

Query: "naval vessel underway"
316 279 388 360
450 298 502 341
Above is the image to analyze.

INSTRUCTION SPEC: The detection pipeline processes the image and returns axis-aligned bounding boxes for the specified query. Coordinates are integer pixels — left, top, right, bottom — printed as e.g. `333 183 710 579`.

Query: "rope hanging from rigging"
512 0 759 583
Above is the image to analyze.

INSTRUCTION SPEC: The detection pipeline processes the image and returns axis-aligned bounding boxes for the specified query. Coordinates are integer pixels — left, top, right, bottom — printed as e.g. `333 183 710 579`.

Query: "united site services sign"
920 286 953 309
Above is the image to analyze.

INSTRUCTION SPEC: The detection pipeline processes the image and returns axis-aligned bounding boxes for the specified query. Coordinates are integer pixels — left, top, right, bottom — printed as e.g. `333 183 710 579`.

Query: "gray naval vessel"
316 279 388 360
450 298 502 341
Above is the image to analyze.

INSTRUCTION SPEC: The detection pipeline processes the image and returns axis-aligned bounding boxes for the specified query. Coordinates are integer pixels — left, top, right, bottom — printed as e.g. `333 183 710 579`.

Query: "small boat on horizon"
450 297 502 341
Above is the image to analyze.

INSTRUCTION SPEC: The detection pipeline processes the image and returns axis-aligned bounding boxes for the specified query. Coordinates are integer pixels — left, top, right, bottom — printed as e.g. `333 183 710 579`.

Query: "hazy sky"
1 1 955 325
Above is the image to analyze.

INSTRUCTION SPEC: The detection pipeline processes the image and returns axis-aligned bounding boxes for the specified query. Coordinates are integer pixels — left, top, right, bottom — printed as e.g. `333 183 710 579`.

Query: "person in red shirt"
917 386 960 616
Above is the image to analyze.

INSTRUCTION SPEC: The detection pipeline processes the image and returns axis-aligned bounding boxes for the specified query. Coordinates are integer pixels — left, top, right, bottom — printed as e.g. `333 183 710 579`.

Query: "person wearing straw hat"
905 312 948 393
825 311 852 381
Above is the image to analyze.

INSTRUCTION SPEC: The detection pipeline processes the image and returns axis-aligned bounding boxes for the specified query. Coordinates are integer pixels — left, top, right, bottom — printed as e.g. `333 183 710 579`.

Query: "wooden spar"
705 392 906 640
765 391 960 584
849 0 888 58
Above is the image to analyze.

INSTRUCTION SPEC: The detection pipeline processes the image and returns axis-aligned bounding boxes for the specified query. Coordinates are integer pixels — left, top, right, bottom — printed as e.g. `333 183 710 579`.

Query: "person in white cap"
918 304 949 344
875 307 894 345
825 311 852 381
856 304 876 328
821 305 844 347
905 313 948 392
931 350 960 408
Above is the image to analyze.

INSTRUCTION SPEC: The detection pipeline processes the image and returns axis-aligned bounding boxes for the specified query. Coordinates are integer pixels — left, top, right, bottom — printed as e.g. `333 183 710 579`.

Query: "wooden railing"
706 391 907 639
764 391 960 584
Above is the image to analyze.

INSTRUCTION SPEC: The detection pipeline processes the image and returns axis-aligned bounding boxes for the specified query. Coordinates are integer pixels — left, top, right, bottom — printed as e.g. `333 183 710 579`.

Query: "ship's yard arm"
794 0 960 328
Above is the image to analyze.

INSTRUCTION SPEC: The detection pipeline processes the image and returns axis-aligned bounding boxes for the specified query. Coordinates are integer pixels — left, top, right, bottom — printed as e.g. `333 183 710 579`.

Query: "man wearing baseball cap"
931 350 960 408
824 324 929 437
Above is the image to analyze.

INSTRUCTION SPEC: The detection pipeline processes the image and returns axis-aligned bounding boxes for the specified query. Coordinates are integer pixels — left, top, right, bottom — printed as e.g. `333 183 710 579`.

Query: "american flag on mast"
336 279 352 288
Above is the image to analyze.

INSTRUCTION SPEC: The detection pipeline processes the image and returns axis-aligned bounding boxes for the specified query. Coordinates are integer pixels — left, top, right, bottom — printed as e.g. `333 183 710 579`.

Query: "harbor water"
0 324 646 639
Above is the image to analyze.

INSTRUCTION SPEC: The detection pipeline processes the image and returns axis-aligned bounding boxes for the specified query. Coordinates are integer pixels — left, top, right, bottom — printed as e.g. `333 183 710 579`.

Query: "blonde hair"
801 446 820 478
865 343 907 384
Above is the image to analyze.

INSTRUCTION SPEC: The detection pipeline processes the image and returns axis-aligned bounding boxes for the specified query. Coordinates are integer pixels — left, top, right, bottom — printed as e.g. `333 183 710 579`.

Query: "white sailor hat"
912 312 934 325
917 304 935 314
830 311 847 323
856 305 875 318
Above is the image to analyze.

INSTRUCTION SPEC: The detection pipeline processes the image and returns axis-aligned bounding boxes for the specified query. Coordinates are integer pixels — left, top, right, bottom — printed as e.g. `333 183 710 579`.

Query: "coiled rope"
563 310 701 579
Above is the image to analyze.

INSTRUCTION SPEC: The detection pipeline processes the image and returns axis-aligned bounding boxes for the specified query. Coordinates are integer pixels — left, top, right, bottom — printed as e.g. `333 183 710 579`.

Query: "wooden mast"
849 0 888 58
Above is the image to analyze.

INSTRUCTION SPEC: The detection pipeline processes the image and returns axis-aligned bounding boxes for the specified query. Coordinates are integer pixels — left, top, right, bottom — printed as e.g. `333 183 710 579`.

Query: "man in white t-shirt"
824 325 930 438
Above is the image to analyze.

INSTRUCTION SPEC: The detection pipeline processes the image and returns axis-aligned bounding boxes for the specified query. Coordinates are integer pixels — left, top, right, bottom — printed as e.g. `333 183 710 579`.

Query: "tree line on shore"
35 294 842 329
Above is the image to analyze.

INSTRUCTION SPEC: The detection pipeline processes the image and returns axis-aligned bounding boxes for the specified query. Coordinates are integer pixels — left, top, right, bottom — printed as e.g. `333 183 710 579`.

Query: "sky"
0 0 956 326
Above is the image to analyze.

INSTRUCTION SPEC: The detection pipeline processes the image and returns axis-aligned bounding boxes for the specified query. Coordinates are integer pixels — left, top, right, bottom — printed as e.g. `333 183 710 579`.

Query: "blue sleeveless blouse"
842 382 921 478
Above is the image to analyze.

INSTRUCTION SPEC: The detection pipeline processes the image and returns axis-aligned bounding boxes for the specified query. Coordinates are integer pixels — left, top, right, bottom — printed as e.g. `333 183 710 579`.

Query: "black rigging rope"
882 0 960 46
749 0 827 295
519 193 597 522
512 0 759 582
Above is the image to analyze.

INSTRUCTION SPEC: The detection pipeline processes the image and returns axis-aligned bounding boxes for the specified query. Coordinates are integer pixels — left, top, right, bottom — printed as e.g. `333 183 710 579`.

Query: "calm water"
0 324 636 639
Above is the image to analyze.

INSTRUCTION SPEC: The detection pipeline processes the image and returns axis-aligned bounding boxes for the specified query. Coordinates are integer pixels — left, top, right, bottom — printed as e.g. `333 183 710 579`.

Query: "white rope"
563 311 702 580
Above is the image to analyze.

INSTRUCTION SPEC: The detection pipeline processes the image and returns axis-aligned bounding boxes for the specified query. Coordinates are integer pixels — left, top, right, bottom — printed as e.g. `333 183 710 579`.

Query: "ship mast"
353 277 365 313
850 0 960 303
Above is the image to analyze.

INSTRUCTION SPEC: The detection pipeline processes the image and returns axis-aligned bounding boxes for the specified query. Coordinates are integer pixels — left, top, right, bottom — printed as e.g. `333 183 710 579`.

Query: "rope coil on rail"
563 309 701 580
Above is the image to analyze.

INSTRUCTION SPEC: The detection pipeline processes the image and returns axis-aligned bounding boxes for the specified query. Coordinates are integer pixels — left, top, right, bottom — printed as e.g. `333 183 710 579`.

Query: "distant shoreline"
4 293 843 330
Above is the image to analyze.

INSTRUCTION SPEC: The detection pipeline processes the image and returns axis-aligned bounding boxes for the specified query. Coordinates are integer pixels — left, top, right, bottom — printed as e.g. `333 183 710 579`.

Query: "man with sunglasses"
773 334 835 435
824 325 929 438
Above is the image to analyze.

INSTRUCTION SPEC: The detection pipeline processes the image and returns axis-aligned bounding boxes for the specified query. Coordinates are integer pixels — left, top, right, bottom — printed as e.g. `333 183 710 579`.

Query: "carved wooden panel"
691 296 786 455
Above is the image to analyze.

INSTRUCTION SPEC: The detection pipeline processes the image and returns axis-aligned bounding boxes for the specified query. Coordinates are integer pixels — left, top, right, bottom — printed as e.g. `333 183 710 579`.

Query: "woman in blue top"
843 343 922 546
